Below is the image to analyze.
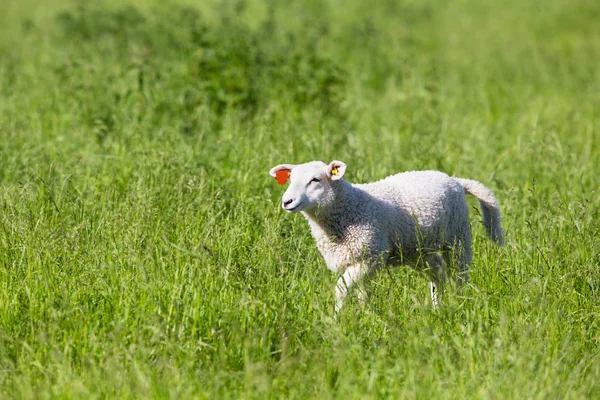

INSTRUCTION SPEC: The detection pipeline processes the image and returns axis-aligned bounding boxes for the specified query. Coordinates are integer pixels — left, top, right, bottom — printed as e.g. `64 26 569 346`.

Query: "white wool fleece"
269 160 503 313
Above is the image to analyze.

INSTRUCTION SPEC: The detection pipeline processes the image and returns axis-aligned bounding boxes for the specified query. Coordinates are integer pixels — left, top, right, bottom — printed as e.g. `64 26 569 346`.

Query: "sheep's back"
354 170 467 252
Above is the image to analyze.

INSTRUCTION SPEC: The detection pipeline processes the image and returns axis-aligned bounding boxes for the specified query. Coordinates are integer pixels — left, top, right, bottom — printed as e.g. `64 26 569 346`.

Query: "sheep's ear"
328 160 346 180
269 164 295 185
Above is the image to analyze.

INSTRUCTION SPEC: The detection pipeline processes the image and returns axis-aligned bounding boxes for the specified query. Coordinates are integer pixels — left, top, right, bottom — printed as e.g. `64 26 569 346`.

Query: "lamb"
269 160 503 314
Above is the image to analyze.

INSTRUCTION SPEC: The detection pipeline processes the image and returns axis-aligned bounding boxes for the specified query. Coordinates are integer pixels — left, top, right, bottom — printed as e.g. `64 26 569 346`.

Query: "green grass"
1 0 599 398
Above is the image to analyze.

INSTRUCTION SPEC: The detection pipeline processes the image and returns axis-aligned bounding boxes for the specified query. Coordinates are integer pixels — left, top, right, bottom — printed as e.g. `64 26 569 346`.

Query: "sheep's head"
269 160 346 214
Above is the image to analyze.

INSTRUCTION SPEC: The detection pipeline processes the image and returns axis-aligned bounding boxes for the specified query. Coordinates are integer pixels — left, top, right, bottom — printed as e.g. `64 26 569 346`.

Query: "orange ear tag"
275 170 291 185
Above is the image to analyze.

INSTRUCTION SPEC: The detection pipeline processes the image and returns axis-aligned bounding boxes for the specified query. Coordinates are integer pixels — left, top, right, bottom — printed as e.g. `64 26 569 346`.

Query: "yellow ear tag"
331 167 338 176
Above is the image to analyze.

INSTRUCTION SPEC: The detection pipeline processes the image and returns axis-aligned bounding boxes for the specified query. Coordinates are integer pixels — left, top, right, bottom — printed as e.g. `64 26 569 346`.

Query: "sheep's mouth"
284 204 302 212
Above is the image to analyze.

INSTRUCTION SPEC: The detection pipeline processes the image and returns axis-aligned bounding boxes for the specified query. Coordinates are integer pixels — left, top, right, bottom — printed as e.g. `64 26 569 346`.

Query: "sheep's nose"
283 199 293 207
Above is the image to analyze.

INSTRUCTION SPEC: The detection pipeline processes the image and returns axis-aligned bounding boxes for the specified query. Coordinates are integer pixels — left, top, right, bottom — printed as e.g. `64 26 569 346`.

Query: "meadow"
0 0 599 398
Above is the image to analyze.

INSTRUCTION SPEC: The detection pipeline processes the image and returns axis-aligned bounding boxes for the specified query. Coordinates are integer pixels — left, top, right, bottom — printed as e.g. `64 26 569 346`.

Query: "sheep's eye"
309 177 321 185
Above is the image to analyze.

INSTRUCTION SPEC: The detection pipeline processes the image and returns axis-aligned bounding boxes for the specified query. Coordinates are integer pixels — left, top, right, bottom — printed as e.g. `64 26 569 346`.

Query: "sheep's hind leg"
455 245 470 287
445 234 472 287
335 264 369 315
425 254 446 310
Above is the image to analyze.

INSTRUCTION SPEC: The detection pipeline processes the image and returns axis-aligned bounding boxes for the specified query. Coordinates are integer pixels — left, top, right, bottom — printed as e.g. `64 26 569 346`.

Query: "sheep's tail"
454 178 504 246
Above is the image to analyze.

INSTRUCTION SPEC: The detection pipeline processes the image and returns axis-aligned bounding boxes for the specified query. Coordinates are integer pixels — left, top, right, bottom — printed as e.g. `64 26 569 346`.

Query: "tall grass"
1 0 599 397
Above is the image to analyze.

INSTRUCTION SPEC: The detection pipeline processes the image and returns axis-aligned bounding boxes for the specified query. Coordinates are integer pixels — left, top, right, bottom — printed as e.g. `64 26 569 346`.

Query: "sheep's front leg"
356 283 369 305
425 254 446 310
335 264 369 314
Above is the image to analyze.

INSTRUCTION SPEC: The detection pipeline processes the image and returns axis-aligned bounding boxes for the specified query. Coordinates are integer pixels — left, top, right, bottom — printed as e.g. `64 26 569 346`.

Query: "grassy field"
1 0 599 398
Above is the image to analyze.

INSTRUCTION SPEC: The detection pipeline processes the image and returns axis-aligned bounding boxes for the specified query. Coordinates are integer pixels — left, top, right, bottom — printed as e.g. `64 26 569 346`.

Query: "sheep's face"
269 160 347 214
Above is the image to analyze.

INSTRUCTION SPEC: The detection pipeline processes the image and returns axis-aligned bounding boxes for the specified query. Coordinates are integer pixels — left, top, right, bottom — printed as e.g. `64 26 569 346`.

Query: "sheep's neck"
303 180 358 239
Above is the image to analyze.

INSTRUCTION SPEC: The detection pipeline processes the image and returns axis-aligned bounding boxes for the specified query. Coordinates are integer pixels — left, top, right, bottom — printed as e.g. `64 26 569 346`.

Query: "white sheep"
269 160 503 313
